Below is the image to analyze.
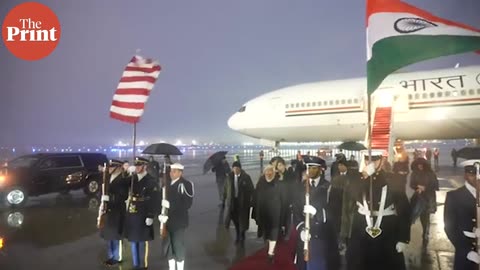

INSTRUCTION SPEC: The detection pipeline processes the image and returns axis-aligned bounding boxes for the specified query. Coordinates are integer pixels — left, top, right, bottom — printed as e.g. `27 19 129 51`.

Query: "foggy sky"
1 0 480 146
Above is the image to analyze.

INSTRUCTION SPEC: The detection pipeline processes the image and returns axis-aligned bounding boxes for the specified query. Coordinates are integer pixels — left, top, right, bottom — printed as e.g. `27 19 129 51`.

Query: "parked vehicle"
0 153 108 207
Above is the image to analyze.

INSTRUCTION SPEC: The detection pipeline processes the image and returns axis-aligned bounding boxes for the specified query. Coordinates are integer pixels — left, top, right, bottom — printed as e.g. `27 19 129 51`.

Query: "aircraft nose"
227 113 240 131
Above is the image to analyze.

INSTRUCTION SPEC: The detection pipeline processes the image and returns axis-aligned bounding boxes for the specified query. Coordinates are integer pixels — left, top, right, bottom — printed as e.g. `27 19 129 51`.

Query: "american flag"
110 55 161 124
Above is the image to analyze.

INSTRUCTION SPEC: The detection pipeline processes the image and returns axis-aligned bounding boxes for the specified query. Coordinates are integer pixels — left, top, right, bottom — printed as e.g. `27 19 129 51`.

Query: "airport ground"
0 147 472 269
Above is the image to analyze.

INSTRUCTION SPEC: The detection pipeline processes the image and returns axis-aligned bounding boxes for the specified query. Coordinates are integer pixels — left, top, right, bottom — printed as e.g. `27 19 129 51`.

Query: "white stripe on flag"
117 81 155 90
113 94 149 103
110 105 144 117
122 71 161 77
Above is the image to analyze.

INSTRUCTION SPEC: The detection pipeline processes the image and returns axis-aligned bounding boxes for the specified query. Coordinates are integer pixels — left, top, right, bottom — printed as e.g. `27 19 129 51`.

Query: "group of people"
97 156 194 270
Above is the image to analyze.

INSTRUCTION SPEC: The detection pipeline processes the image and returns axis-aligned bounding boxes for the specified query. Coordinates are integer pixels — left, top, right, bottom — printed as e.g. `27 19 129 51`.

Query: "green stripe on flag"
367 35 480 95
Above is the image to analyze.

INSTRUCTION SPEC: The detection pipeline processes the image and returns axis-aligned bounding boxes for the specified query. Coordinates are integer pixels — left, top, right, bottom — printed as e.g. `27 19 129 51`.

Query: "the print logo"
2 2 61 61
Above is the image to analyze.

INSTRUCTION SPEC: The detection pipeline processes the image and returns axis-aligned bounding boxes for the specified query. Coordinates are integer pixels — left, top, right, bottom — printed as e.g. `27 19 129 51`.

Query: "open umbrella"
456 147 480 160
337 141 367 151
203 151 228 174
142 143 183 156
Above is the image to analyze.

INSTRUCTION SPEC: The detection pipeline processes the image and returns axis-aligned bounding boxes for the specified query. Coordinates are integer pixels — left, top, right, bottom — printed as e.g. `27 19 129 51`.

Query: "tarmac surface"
0 148 469 269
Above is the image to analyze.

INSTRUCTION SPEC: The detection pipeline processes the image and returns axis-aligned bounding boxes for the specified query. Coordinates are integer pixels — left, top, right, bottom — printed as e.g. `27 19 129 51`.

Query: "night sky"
1 0 479 146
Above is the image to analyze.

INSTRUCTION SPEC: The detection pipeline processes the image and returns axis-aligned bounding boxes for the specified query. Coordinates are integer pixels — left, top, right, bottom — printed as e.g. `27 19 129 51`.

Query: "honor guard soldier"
345 150 411 270
99 159 130 266
293 156 340 270
124 157 160 270
444 165 480 270
158 163 194 270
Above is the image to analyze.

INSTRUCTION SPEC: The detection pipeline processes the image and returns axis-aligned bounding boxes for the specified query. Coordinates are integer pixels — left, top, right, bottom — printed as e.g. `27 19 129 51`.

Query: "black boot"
267 254 274 264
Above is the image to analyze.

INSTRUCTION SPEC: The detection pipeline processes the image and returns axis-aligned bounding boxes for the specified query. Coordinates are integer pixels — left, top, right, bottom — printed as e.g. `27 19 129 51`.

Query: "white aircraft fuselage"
227 65 480 142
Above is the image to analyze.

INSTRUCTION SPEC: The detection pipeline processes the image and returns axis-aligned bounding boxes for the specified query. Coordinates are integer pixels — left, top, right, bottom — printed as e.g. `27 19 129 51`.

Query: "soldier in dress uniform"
124 157 160 270
158 163 194 270
345 151 411 270
99 159 130 266
293 157 340 270
444 165 480 270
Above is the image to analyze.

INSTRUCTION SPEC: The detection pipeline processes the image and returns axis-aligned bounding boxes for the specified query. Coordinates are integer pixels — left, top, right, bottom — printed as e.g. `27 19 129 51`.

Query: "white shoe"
177 260 184 270
168 259 176 270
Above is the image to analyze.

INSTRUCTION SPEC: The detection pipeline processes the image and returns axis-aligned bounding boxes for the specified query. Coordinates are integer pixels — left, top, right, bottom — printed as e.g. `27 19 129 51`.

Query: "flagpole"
132 122 137 162
367 94 373 213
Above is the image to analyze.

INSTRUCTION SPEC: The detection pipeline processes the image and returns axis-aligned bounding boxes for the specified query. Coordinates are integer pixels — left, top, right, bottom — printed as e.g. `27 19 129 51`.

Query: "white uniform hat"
171 163 184 170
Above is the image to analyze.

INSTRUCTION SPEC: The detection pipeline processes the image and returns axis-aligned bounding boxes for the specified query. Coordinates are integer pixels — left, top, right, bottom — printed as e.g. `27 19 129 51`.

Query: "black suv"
0 153 108 207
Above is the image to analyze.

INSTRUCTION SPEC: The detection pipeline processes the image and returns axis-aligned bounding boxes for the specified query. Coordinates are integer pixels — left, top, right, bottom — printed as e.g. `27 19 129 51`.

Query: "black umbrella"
337 141 367 151
142 143 183 156
456 147 480 160
203 151 228 174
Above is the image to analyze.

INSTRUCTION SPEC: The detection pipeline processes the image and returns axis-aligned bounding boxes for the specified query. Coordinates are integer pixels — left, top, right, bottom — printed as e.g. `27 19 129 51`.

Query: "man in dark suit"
444 165 480 270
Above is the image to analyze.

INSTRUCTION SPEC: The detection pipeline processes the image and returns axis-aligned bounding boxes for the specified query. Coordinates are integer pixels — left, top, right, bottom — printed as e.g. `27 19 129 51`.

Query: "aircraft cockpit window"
238 106 246 112
469 89 475 95
461 90 466 96
437 92 443 98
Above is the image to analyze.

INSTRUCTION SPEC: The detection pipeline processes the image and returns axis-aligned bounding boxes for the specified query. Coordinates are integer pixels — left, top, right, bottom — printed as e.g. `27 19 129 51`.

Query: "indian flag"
367 0 480 94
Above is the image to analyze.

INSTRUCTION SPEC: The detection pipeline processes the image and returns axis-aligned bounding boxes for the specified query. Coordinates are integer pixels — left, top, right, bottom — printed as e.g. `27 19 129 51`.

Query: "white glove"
158 214 168 223
303 205 317 216
101 195 109 202
300 230 311 242
467 251 480 264
463 228 480 238
161 200 170 209
145 218 153 226
364 163 376 176
395 242 407 253
128 166 136 173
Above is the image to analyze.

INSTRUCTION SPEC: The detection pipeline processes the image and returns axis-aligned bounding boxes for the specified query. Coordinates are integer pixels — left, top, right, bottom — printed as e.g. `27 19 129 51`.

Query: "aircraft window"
354 98 358 103
429 92 435 98
445 91 451 97
238 106 246 112
469 89 475 95
461 90 466 96
301 102 305 107
291 103 294 108
415 93 419 99
422 93 428 99
296 103 299 108
285 104 289 109
307 102 311 107
437 92 443 98
347 99 352 104
452 90 458 97
477 89 480 95
335 100 339 105
329 100 333 106
311 102 316 107
408 94 412 100
324 101 328 106
341 99 346 104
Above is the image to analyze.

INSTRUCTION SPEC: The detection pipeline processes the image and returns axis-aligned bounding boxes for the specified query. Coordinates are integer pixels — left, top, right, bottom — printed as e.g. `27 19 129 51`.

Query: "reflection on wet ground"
0 151 464 269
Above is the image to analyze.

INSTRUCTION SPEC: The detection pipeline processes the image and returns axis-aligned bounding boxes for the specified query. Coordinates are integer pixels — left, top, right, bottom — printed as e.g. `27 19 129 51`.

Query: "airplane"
227 65 480 147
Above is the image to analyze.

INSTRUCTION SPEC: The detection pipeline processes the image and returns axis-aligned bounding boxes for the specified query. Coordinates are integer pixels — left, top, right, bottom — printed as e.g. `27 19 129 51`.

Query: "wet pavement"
0 149 468 269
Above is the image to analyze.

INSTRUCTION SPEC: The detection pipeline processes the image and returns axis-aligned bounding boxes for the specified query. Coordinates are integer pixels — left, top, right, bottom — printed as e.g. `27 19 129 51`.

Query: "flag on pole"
367 0 480 95
110 55 161 124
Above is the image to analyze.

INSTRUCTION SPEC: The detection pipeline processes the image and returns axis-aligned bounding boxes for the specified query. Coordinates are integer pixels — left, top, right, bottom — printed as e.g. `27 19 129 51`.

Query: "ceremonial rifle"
97 163 109 229
159 160 168 238
303 164 310 262
476 162 480 267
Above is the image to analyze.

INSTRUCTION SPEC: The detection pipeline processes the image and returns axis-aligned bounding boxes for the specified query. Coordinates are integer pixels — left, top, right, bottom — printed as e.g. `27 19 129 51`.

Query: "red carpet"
229 230 298 270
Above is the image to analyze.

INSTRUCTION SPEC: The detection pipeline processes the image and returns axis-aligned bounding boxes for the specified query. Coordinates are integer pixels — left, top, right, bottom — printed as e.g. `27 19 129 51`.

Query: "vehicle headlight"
0 175 5 185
